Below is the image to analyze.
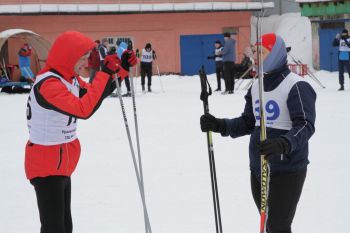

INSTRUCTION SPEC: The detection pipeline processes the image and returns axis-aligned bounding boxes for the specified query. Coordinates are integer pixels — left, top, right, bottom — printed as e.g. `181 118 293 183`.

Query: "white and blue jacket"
333 36 350 61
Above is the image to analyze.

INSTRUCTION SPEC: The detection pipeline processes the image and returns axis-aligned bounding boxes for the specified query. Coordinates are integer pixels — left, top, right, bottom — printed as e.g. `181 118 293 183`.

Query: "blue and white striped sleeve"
282 81 316 152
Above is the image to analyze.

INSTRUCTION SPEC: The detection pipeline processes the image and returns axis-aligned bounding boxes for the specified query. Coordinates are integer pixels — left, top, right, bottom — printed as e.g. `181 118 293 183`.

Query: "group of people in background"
208 27 350 93
208 32 253 94
5 28 350 95
87 38 156 97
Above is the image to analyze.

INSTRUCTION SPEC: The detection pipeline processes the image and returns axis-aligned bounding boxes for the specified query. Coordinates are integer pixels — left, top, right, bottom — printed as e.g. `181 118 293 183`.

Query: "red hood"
40 31 95 80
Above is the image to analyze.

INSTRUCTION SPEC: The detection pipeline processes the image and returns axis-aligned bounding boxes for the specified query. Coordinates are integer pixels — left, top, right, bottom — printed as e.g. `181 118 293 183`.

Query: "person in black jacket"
200 33 316 233
98 38 109 70
332 28 350 91
208 40 224 91
234 48 253 79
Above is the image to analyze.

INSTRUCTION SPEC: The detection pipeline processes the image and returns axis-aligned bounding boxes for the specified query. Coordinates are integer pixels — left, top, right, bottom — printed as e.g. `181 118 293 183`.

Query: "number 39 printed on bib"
254 99 280 124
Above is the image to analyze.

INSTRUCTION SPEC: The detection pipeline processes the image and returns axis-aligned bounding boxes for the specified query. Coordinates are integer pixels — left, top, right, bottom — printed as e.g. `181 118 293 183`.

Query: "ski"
256 3 270 233
287 52 326 88
235 65 253 90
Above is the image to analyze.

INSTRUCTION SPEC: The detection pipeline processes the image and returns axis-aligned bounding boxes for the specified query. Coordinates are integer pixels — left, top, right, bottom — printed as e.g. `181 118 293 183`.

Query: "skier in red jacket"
25 30 137 233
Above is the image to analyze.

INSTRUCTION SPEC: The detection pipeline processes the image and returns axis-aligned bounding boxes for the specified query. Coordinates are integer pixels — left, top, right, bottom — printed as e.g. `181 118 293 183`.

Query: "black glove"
259 137 290 158
121 50 137 70
207 55 215 60
200 113 226 133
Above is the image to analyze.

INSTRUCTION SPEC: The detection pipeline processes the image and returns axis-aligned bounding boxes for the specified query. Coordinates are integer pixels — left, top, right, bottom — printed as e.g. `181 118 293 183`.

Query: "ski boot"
142 85 146 93
148 86 152 92
109 92 118 98
122 91 132 97
338 85 344 91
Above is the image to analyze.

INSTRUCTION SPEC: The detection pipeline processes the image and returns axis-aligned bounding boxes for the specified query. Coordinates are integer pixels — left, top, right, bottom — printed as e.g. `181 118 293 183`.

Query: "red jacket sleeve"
36 71 114 119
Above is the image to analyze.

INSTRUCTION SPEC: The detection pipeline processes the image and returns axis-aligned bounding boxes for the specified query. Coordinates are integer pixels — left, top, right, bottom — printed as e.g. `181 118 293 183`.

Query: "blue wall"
319 28 341 72
180 34 231 75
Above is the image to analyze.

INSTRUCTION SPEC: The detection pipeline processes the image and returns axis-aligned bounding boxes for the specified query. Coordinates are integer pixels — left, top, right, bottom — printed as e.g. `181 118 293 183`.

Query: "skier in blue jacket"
333 28 350 91
200 33 316 233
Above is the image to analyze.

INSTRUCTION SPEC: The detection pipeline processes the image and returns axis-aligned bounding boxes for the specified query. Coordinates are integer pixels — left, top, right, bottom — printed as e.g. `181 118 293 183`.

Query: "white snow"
1 12 349 233
251 13 313 68
0 71 349 233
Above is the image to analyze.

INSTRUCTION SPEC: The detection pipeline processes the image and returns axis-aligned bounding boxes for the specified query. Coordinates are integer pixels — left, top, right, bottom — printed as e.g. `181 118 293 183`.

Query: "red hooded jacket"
25 31 116 179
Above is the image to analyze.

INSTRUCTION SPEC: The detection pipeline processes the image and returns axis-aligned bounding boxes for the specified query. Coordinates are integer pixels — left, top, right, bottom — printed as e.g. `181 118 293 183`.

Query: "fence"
288 63 308 77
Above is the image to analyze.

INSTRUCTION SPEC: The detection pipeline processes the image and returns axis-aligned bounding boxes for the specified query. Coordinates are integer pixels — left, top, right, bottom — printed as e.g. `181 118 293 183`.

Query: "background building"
296 0 350 71
252 0 299 16
0 0 273 77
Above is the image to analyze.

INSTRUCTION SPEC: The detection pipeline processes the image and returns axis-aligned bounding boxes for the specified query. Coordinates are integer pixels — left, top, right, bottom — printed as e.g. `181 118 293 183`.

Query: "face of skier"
215 43 221 49
341 31 348 38
253 45 270 65
74 51 90 74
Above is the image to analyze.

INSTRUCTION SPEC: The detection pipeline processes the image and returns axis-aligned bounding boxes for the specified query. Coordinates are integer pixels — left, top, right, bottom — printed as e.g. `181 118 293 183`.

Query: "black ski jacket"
222 66 316 177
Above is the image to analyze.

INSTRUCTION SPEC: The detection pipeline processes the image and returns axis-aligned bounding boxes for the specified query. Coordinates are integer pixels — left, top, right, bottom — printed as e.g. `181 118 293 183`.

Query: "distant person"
98 38 109 69
208 40 224 91
18 43 34 83
0 63 9 83
333 28 350 91
235 47 253 79
25 30 136 233
88 40 101 83
140 43 156 92
114 40 132 97
219 32 235 94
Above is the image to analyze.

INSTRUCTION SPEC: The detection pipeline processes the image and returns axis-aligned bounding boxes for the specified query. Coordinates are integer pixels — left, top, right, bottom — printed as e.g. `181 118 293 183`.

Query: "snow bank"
251 13 312 68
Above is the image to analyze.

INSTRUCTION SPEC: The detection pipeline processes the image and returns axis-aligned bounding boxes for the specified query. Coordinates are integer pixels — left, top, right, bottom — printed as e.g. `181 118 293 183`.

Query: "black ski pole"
199 66 223 233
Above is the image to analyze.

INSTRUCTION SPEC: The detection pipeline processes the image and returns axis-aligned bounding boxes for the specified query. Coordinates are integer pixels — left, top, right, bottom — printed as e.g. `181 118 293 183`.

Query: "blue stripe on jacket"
221 66 316 176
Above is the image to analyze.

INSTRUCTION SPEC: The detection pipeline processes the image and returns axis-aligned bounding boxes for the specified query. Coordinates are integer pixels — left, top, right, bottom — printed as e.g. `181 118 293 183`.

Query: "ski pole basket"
288 64 308 77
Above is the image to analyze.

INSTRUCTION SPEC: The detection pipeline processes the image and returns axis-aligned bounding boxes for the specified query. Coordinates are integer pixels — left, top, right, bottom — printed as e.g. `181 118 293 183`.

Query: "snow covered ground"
1 70 350 233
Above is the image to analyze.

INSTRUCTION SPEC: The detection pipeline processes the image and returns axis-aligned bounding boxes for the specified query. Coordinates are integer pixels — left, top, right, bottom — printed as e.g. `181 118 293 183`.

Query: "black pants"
30 176 72 233
223 62 235 92
338 60 350 85
88 68 99 83
118 76 131 92
251 168 307 233
141 62 152 87
215 62 224 90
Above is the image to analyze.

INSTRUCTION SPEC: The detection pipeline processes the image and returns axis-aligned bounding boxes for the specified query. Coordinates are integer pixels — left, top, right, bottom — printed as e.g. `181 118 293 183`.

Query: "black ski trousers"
223 61 235 92
30 176 72 233
118 76 131 92
141 62 152 87
215 61 224 90
251 168 307 233
338 60 350 85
